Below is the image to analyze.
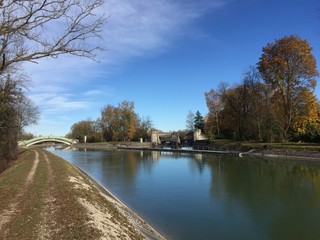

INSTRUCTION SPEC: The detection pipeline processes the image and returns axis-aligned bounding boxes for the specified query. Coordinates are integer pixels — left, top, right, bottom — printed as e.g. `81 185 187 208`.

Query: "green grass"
0 149 102 239
209 140 320 152
0 150 35 210
5 151 49 239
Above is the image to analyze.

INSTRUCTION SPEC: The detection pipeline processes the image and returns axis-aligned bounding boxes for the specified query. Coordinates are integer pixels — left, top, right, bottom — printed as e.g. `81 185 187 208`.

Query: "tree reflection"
199 154 320 238
55 148 320 238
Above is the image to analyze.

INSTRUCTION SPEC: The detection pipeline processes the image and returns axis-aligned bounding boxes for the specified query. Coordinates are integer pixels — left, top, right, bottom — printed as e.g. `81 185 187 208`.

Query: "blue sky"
25 0 320 136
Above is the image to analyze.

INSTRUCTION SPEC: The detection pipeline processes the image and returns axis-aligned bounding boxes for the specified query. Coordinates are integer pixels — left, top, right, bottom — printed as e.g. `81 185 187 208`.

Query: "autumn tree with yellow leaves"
258 35 319 141
99 101 152 142
204 35 319 142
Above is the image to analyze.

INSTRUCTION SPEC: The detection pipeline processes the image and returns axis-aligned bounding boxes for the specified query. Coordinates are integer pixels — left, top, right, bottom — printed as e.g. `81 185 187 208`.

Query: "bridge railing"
22 136 74 147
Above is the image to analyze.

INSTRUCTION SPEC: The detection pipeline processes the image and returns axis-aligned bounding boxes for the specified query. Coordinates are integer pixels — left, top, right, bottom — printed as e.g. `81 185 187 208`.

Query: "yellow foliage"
292 89 319 134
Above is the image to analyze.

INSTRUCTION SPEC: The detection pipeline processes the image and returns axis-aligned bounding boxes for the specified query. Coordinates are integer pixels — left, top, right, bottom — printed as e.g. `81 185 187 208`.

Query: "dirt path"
0 150 40 238
0 149 165 240
37 151 55 239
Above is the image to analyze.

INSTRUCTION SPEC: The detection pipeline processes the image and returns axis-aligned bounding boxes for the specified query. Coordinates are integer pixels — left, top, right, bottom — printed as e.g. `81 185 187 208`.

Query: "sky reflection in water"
49 148 320 240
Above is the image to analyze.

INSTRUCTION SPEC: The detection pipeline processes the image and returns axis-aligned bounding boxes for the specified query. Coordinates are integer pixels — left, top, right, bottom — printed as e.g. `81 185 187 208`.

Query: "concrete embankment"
74 142 152 150
118 146 240 155
74 142 240 155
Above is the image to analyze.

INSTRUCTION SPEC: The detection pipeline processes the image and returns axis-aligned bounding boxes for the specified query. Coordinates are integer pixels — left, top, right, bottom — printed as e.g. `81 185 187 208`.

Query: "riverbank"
0 148 165 240
73 142 320 162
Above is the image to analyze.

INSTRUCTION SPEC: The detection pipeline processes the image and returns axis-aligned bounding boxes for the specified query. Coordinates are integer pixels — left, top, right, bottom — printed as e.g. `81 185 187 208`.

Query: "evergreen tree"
194 111 205 133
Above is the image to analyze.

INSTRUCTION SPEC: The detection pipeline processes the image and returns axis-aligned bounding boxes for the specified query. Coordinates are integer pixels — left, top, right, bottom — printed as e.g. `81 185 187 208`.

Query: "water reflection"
203 155 320 239
49 148 320 240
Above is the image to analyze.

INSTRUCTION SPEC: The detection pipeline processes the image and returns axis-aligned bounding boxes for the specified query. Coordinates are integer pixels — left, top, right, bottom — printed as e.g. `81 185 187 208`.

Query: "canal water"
48 148 320 240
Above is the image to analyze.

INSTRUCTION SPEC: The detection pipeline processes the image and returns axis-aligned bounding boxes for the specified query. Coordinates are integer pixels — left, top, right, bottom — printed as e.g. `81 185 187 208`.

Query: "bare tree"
0 0 105 169
135 116 153 140
15 95 40 136
0 73 24 165
186 111 194 131
0 0 105 72
205 89 223 137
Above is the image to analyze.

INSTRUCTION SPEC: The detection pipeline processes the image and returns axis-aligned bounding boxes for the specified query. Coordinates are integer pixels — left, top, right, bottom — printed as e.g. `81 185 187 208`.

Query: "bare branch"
0 0 106 72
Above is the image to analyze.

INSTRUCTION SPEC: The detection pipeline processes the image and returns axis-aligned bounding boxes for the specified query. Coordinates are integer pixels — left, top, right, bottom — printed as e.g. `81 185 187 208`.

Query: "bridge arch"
20 136 75 147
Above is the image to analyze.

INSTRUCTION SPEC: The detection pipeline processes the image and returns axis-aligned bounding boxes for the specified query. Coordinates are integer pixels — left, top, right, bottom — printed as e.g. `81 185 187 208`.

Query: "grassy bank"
0 148 163 240
207 140 320 151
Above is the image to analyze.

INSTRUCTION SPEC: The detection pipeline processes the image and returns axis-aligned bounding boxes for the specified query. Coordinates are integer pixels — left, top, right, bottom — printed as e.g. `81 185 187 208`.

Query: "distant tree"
219 83 250 140
258 35 319 141
135 117 153 140
100 101 139 141
118 101 138 141
205 89 222 138
70 119 102 143
100 105 116 141
19 131 35 141
242 67 276 141
186 111 195 131
215 76 279 142
194 111 205 133
204 113 216 140
16 96 40 137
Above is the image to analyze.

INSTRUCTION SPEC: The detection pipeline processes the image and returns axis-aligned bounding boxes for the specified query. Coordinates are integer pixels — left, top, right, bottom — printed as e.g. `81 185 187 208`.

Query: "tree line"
204 35 319 142
67 101 153 142
0 72 40 162
70 35 319 144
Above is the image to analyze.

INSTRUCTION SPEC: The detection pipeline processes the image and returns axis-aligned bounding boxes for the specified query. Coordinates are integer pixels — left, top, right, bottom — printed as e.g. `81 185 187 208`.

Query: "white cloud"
24 0 227 82
30 85 67 94
29 93 90 114
84 90 105 96
27 85 115 116
22 0 227 135
102 0 226 62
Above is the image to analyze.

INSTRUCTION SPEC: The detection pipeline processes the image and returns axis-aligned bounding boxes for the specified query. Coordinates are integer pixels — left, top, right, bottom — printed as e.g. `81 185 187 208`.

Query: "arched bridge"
20 136 76 147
